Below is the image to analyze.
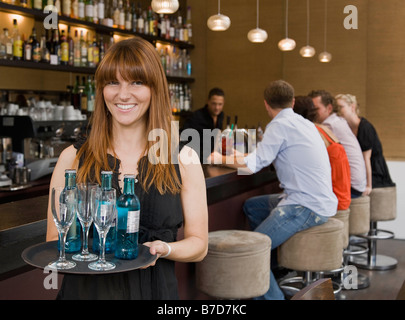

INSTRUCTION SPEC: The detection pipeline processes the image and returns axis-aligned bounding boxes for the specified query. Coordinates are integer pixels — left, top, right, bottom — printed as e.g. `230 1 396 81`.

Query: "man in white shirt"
210 80 338 300
309 90 367 197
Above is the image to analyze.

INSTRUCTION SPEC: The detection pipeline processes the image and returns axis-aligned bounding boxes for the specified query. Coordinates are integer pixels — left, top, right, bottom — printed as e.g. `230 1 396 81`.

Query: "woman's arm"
144 146 208 263
362 149 372 196
46 145 78 242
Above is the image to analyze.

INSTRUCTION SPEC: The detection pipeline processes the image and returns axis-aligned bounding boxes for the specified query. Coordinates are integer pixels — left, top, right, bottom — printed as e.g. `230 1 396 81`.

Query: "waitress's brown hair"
75 36 181 194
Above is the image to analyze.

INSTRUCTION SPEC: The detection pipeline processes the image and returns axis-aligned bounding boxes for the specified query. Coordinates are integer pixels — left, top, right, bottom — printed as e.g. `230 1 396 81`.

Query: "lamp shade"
151 0 179 14
300 45 316 57
278 38 296 51
207 14 231 31
319 51 332 62
248 28 268 43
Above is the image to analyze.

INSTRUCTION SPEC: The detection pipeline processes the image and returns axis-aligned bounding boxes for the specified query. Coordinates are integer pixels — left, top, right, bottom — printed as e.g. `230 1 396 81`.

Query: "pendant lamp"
278 0 296 51
247 0 268 43
207 0 231 31
151 0 179 14
300 0 315 57
319 0 332 62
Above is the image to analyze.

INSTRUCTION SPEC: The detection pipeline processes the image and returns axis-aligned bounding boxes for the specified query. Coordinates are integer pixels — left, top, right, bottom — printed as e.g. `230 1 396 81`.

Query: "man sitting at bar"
182 87 225 163
308 90 367 198
209 80 338 300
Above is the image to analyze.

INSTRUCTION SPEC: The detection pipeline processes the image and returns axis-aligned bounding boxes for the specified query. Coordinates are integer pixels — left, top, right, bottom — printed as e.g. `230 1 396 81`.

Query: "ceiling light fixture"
300 0 315 57
247 0 268 43
207 0 231 31
151 0 179 14
278 0 296 51
319 0 332 62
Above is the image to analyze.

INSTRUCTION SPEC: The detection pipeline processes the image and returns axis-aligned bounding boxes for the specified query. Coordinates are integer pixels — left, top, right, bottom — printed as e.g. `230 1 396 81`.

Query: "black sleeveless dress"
56 140 184 300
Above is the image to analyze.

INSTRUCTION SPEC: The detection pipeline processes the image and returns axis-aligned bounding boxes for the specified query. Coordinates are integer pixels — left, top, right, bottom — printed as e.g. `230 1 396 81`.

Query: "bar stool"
277 218 344 297
344 195 370 289
351 186 397 271
195 230 272 299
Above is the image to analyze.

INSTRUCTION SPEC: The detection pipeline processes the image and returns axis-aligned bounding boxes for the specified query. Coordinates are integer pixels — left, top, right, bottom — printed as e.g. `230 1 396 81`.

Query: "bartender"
182 87 225 163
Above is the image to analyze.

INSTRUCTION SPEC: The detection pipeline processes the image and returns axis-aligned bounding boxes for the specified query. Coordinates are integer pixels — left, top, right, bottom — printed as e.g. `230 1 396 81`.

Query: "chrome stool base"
351 253 397 271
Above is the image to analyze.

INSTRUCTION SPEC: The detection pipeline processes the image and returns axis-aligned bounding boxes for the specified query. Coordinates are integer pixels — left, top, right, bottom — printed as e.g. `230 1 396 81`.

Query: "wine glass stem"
99 231 106 263
59 231 67 263
81 225 90 254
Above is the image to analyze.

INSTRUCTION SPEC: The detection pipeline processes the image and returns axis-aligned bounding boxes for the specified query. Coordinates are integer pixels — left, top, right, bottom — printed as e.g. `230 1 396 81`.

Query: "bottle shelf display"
0 1 194 82
0 0 194 114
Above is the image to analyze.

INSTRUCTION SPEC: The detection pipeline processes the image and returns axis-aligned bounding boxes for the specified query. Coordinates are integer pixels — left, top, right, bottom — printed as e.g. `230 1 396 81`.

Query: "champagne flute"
49 186 77 270
88 188 117 271
72 183 99 262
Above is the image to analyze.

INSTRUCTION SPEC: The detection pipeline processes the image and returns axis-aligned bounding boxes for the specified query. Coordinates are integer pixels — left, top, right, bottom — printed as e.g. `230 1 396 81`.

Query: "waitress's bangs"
96 45 150 87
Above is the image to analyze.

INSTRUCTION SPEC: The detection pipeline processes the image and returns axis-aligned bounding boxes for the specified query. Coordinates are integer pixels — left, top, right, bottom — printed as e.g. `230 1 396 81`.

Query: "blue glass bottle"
93 171 116 253
58 169 81 253
115 174 140 260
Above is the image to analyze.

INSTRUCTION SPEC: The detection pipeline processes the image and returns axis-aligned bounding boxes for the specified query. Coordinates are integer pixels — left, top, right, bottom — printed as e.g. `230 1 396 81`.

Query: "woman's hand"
140 240 171 268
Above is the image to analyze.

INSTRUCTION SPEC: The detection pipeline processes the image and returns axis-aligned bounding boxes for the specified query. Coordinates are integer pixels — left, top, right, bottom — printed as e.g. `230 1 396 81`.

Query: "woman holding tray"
46 36 208 299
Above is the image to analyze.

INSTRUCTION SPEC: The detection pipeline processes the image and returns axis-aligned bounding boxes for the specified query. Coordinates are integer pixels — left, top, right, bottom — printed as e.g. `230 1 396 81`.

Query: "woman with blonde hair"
336 94 395 193
46 36 208 299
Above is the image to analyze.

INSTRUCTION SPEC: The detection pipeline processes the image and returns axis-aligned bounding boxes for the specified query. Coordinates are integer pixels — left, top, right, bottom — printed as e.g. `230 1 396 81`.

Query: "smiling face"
103 72 151 127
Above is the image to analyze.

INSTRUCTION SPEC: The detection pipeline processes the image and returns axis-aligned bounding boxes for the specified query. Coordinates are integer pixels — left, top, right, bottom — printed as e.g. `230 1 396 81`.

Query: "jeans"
243 194 329 300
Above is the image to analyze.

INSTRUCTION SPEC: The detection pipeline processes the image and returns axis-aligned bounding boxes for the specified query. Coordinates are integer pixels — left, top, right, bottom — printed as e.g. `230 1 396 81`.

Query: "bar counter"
0 165 281 300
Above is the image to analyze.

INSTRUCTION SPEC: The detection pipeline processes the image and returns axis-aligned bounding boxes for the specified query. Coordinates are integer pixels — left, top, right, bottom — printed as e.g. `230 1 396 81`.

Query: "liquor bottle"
118 0 125 30
73 30 80 66
124 0 131 31
115 174 140 260
78 0 85 20
147 6 154 36
80 76 88 114
112 0 119 28
12 19 23 61
92 35 99 66
99 35 105 61
23 34 32 61
62 0 71 17
58 169 81 253
80 30 87 67
71 0 79 18
97 0 104 22
86 75 95 114
1 28 13 60
20 0 28 8
87 33 94 67
0 30 6 60
136 2 144 33
93 171 116 254
51 29 60 65
85 0 94 22
219 116 233 155
67 26 74 66
40 32 50 63
93 0 98 24
55 0 61 14
72 75 81 109
186 6 192 43
30 27 41 62
131 1 137 33
33 0 42 10
60 29 69 65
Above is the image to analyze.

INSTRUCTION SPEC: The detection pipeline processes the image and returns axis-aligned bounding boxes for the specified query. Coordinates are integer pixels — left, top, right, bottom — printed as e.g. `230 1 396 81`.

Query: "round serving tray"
21 241 157 275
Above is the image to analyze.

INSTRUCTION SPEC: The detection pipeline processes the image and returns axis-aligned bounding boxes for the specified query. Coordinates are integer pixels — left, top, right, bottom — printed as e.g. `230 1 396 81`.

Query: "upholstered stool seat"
278 218 344 297
343 196 371 290
352 186 398 271
196 230 271 299
335 209 350 249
